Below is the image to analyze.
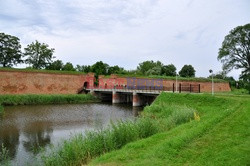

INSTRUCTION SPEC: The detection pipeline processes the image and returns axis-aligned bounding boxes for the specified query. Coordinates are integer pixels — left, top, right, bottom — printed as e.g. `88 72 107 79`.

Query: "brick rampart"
0 70 95 94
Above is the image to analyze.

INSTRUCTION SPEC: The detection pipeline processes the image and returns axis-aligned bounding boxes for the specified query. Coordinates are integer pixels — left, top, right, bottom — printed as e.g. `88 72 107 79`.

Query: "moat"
0 103 142 166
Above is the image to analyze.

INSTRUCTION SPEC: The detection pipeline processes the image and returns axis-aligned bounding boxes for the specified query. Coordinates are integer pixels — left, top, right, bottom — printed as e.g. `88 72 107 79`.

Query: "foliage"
0 32 22 67
24 40 55 69
46 60 64 70
145 66 162 76
108 65 125 75
218 23 250 75
62 62 75 71
91 61 109 76
0 94 98 106
179 64 196 77
137 60 163 75
75 65 91 73
161 64 177 76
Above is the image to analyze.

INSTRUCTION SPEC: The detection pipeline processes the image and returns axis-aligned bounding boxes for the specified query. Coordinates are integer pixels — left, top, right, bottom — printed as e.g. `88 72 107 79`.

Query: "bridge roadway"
86 88 171 106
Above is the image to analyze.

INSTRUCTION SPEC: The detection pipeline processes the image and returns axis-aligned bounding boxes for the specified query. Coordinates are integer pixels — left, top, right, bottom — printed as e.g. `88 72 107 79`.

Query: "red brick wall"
0 70 95 94
98 76 231 92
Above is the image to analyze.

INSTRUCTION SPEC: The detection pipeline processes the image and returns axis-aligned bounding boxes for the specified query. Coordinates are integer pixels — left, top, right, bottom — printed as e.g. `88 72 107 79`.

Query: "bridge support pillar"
112 91 122 104
133 92 142 107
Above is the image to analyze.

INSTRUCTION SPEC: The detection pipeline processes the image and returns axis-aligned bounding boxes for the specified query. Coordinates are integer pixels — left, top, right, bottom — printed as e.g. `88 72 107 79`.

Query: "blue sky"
0 0 249 78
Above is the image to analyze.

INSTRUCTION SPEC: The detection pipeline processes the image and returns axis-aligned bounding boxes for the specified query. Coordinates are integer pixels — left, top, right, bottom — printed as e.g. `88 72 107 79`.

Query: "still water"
0 103 142 166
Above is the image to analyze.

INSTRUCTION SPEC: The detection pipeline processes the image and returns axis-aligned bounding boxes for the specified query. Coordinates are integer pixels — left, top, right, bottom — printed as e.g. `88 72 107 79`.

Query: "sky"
0 0 249 79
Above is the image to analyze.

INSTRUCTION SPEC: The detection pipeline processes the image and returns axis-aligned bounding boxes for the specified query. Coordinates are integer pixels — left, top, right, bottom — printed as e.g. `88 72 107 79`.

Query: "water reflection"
0 125 19 160
23 122 52 155
0 103 142 165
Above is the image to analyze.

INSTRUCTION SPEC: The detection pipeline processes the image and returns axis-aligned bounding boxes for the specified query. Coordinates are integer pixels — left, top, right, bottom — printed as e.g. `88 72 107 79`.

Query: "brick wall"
0 70 95 94
98 76 231 92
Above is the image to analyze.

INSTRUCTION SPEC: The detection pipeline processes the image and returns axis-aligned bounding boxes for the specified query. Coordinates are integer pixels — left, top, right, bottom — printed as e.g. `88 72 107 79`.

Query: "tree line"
0 32 196 77
1 22 249 92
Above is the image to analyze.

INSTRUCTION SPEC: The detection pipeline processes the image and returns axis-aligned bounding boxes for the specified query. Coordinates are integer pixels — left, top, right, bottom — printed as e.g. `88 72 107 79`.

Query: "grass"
0 94 98 114
0 67 87 75
42 94 199 165
89 93 250 165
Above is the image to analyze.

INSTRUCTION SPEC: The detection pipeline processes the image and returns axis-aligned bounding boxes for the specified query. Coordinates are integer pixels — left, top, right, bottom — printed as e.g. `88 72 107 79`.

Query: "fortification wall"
98 75 231 92
0 70 95 94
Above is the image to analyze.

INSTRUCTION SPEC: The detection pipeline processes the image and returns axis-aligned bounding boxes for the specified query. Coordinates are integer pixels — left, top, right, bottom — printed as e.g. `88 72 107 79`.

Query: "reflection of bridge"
82 84 200 107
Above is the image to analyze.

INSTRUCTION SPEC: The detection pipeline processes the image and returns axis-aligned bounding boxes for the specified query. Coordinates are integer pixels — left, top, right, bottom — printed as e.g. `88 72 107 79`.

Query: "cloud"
0 0 249 78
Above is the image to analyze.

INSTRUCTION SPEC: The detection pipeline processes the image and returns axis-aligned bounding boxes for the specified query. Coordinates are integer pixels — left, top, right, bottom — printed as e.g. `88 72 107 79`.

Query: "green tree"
137 60 163 75
179 65 196 77
0 32 22 67
218 23 250 76
108 65 125 74
91 61 109 75
24 40 55 69
62 62 75 71
161 64 176 76
145 66 162 76
218 23 250 93
46 60 64 70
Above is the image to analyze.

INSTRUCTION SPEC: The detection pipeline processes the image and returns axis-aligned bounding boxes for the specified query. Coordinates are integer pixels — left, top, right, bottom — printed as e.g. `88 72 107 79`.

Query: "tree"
0 32 22 67
62 62 75 71
218 23 250 93
179 65 196 77
161 64 176 76
24 40 55 69
108 65 125 74
218 23 250 76
137 60 163 74
46 60 64 70
91 61 109 75
146 66 162 75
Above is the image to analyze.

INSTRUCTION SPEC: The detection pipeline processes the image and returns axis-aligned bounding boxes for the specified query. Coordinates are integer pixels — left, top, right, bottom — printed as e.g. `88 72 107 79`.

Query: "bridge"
81 84 200 107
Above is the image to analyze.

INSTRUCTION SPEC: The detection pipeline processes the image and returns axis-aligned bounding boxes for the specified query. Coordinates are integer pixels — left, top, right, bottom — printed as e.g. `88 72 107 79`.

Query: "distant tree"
46 60 64 70
137 60 163 75
91 61 109 75
75 65 92 73
62 62 75 71
146 66 162 75
24 40 55 69
218 23 250 93
161 64 176 76
108 65 125 74
0 32 22 67
179 65 196 77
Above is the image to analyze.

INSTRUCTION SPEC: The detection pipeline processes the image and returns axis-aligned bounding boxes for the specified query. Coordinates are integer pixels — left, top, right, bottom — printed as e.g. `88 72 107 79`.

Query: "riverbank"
90 93 250 165
0 94 99 114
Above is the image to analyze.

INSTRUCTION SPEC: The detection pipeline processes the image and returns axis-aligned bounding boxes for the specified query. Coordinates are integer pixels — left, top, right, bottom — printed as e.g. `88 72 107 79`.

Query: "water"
0 103 142 166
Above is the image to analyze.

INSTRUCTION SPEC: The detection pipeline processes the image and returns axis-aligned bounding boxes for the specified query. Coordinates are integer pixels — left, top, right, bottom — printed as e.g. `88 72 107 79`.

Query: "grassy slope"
0 67 86 75
91 93 250 165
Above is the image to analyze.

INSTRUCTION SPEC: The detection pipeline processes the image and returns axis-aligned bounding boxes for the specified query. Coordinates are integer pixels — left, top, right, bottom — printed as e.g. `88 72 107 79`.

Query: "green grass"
0 67 86 75
90 93 250 165
0 94 99 114
42 95 197 165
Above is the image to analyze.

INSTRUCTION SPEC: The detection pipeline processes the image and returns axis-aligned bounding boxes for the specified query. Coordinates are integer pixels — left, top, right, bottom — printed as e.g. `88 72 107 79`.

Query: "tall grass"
0 144 10 166
42 98 196 165
0 94 98 106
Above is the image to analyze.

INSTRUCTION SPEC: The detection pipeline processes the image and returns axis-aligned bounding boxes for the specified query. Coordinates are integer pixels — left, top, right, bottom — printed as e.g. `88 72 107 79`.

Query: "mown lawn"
90 93 250 166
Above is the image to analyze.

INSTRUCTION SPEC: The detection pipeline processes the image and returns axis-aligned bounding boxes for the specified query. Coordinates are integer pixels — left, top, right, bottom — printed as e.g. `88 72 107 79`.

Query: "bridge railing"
84 83 200 93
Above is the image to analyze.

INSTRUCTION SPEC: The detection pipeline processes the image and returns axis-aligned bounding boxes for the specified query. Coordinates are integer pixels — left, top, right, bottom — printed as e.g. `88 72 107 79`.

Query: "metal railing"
78 83 200 94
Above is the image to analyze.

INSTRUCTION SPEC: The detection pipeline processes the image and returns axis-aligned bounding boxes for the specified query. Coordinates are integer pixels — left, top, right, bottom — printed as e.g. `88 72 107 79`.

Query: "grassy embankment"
0 94 98 115
90 93 250 165
42 94 196 165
